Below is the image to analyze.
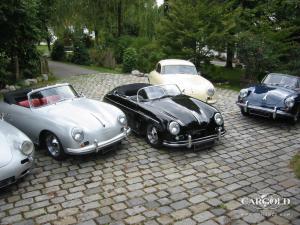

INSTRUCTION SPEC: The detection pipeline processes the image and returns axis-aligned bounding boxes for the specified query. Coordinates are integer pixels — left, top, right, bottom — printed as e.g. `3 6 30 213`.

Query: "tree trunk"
94 28 99 46
117 0 122 37
226 43 234 68
14 55 20 81
46 36 51 51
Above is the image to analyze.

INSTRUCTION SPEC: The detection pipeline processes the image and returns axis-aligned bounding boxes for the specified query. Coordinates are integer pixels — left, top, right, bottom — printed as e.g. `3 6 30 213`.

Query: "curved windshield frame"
263 74 299 89
28 84 79 108
161 65 197 75
137 84 182 102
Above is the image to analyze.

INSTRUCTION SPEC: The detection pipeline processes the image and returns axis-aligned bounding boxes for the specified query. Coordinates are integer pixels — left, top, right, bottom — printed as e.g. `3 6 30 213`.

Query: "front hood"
144 95 216 126
247 84 295 107
159 74 214 92
0 120 31 168
37 98 124 130
0 131 13 168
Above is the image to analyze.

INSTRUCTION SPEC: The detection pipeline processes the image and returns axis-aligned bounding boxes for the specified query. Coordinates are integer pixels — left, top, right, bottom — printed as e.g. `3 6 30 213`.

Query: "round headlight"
169 121 180 135
207 88 215 97
118 115 127 126
20 141 34 156
71 127 84 142
285 97 295 108
214 113 224 126
239 89 248 98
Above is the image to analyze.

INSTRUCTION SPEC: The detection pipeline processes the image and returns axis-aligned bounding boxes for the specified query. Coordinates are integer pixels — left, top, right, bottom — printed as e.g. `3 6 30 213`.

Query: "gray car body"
0 119 34 188
0 84 129 155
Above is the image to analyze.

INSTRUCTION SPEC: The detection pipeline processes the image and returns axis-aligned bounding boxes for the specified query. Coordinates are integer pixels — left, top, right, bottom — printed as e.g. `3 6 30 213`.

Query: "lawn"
290 153 300 179
37 45 50 56
202 63 245 91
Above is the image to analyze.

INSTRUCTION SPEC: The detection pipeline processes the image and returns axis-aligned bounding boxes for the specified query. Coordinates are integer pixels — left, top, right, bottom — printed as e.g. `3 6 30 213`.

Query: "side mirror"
0 112 8 120
79 92 85 98
197 71 201 76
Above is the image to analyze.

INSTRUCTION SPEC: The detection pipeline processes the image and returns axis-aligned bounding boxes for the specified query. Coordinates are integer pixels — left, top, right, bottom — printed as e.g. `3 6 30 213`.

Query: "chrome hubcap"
147 126 158 144
46 134 61 157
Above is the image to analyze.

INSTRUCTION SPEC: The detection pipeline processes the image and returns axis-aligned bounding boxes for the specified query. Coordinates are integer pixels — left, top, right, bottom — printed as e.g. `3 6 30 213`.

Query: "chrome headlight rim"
285 96 295 108
71 127 84 142
239 89 248 98
168 121 180 135
118 114 127 126
207 87 215 97
20 140 34 156
214 113 224 126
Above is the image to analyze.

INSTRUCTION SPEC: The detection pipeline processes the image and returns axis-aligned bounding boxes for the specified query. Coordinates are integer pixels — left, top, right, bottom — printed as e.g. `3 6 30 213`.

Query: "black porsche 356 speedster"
236 73 300 124
104 83 225 149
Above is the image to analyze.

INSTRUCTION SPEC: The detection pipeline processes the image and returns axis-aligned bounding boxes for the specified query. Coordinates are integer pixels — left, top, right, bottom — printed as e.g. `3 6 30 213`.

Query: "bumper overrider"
163 127 226 148
66 128 131 155
236 101 294 119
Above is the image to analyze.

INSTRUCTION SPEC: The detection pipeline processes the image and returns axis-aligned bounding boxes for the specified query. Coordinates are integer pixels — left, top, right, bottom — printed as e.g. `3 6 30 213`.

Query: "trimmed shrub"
123 47 137 73
51 40 65 61
72 41 90 65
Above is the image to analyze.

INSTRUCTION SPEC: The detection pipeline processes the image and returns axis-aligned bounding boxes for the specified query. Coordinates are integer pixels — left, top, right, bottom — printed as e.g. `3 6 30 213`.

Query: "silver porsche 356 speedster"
0 117 34 188
0 83 130 160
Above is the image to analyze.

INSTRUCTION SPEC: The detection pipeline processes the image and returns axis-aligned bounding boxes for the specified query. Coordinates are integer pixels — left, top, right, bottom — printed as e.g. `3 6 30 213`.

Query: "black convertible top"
114 83 151 96
3 88 31 104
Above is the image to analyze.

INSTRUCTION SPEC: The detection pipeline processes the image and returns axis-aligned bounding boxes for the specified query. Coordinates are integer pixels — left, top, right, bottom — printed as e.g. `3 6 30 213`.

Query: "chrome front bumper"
236 101 294 119
66 128 131 155
163 128 225 148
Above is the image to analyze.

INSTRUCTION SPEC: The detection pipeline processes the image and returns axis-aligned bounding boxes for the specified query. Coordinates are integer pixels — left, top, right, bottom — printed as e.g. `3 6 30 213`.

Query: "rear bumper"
163 128 225 148
66 128 131 155
236 101 294 119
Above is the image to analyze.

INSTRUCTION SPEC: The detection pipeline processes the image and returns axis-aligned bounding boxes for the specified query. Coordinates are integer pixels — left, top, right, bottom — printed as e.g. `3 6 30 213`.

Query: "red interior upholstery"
17 95 61 108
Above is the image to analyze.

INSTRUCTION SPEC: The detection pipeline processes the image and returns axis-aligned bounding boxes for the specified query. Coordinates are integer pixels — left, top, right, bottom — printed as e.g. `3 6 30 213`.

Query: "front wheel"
146 124 162 148
288 107 300 125
241 108 249 116
44 132 66 160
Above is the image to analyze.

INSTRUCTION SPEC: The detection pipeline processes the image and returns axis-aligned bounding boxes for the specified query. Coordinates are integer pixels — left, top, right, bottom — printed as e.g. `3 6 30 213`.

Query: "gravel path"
48 60 99 78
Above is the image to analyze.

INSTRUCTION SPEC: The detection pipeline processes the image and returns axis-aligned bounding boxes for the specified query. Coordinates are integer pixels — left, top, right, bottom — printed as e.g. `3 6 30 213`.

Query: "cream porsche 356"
148 59 216 104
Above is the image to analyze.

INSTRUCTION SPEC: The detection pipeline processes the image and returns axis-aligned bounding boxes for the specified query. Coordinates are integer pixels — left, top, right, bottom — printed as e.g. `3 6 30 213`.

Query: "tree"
0 0 42 81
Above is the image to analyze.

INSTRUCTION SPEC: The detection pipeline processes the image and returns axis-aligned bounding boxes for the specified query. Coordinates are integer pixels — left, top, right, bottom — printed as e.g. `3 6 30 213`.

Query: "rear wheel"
146 124 162 148
44 132 66 160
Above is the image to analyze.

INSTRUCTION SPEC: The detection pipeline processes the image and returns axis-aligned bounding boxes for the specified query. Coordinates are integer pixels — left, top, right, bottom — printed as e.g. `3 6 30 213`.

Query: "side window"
156 63 161 73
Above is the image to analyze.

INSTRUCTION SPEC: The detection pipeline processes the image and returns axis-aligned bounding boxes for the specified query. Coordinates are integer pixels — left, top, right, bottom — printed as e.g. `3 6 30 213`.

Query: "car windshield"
137 84 182 101
29 85 79 108
162 65 197 75
263 74 299 89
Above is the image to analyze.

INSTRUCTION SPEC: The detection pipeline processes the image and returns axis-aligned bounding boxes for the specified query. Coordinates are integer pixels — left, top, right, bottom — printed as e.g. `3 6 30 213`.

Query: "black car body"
104 83 225 149
236 73 300 123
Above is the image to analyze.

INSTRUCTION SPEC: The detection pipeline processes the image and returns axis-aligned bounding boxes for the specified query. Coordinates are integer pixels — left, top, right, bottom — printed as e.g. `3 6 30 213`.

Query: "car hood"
247 84 295 107
37 98 124 130
0 120 30 168
143 95 217 127
0 131 13 168
159 74 214 92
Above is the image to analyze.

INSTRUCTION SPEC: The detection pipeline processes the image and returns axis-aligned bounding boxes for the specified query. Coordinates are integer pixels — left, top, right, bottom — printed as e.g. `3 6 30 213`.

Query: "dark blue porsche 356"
236 73 300 124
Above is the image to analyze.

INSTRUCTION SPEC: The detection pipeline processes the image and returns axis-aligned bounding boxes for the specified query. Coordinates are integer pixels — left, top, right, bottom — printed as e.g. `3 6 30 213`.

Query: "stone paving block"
0 73 299 225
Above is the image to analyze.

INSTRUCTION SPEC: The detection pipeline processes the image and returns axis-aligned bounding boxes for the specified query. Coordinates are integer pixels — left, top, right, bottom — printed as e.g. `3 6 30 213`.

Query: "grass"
80 64 122 74
202 63 245 91
290 153 300 179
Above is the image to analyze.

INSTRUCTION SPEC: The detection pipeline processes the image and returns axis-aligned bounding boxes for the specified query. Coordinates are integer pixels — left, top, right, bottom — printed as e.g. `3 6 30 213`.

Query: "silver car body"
0 119 34 188
0 83 130 155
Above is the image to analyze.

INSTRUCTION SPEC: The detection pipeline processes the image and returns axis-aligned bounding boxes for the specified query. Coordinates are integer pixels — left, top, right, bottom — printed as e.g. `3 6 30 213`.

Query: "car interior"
114 83 151 102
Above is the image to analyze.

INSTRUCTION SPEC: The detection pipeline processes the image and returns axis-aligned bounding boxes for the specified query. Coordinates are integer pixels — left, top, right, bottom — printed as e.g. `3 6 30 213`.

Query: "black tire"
43 132 66 160
241 108 249 116
146 124 162 148
288 109 299 125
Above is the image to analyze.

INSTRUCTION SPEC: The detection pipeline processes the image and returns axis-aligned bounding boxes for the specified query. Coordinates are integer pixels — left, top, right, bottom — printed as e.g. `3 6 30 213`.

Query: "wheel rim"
45 134 61 157
147 126 158 144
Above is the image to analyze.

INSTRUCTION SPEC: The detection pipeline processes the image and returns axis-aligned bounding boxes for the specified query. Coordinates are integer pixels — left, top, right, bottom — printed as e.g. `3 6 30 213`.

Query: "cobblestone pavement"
1 74 300 225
